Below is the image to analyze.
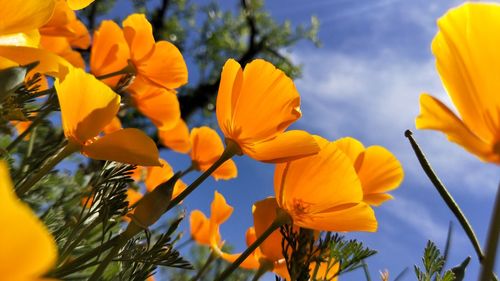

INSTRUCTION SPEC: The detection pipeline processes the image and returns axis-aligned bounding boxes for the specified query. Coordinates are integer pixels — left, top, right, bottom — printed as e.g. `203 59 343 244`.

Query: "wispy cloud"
291 49 499 199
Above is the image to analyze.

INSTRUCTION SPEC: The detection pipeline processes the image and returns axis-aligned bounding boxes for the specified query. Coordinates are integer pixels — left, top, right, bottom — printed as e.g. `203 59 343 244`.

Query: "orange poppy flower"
158 118 191 153
416 3 500 164
216 59 319 162
0 161 58 280
190 126 237 180
55 67 160 166
66 0 95 10
0 0 72 78
329 137 404 206
274 140 377 232
190 191 232 248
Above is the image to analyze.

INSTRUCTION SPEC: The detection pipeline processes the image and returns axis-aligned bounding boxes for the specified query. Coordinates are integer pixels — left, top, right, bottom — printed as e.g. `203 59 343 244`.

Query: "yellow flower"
216 59 319 162
143 159 186 197
274 139 377 232
0 161 58 280
66 0 95 10
190 126 237 180
0 0 72 78
56 67 161 166
331 137 404 206
416 2 500 164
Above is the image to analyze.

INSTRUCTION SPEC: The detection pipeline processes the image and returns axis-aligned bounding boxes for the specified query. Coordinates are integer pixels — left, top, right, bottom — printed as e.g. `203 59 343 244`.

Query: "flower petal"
0 0 55 35
234 59 301 141
252 198 283 262
82 128 160 166
0 161 57 280
244 130 320 163
122 14 155 62
295 202 377 232
67 0 95 10
0 46 71 78
432 3 500 142
274 141 363 214
363 193 394 207
137 41 188 89
216 59 243 137
333 137 365 163
416 93 495 162
158 119 191 153
210 191 233 225
144 159 186 197
131 86 180 130
90 20 129 86
190 210 213 246
55 67 120 142
355 145 404 199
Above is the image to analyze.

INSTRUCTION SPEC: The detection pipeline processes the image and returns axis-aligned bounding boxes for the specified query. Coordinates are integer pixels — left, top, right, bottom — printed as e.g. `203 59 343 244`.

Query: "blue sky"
106 1 500 280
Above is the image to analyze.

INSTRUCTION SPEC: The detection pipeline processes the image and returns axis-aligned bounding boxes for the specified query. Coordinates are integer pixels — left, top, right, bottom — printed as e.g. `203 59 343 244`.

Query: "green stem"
190 251 217 281
88 223 142 281
405 130 484 261
214 209 291 281
96 63 135 80
59 219 100 264
52 236 119 278
166 140 240 211
479 183 500 281
5 107 51 153
15 142 78 196
362 260 372 281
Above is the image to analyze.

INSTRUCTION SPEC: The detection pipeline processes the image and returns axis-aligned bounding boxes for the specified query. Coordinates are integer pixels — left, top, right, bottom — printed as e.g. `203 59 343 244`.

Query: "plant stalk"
479 183 500 281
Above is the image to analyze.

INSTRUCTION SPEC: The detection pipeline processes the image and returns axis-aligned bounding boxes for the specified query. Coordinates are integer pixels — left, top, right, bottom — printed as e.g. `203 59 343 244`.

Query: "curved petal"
0 46 71 78
355 145 404 197
432 3 500 142
122 14 155 62
67 0 95 10
137 41 188 89
0 0 55 35
90 20 129 86
233 59 302 141
295 202 377 232
190 210 213 246
0 162 57 280
210 191 233 225
131 87 180 130
102 116 122 135
144 159 185 194
252 198 284 262
82 128 161 166
333 137 365 163
158 119 191 153
219 252 260 270
274 141 363 215
216 59 243 137
416 93 496 162
55 67 120 143
363 193 394 207
243 130 320 163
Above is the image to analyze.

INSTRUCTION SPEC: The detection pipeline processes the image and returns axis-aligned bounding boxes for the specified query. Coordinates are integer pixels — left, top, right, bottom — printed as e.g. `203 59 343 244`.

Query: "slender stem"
15 142 78 196
59 219 100 263
214 209 291 281
88 222 142 281
479 184 500 281
96 63 135 80
5 108 51 153
362 260 372 281
251 262 273 281
166 141 239 211
190 251 217 281
52 236 119 277
180 163 196 178
405 130 484 261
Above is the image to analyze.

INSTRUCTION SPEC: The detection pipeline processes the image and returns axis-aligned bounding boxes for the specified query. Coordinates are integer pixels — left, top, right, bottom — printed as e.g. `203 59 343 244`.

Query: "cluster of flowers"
1 0 498 280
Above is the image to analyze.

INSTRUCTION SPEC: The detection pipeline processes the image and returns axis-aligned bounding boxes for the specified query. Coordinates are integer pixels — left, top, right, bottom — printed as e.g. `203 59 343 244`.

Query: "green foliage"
414 241 456 281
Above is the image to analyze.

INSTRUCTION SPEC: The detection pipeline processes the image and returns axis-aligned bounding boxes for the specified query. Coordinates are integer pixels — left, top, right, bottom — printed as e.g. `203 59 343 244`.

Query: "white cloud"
291 49 499 199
